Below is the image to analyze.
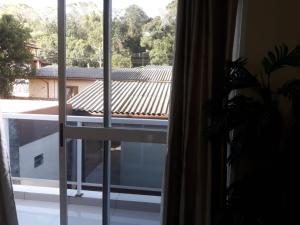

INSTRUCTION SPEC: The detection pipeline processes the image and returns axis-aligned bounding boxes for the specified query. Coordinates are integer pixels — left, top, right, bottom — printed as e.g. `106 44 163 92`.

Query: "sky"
0 0 173 17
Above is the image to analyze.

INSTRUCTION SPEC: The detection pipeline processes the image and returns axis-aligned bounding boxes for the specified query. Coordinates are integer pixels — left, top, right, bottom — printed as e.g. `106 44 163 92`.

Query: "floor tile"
16 199 160 225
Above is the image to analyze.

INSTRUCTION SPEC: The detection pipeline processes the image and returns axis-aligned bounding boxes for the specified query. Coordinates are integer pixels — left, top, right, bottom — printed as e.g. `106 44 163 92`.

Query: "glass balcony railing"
2 112 167 195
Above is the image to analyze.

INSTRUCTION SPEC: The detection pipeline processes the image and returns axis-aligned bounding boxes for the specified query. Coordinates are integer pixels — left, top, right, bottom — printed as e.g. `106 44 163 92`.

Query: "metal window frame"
57 0 168 224
58 1 67 225
2 113 168 126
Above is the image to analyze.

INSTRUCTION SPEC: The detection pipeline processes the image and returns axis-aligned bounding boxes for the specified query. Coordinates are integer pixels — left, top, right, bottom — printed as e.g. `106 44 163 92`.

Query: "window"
12 79 29 97
66 86 78 99
59 1 175 224
34 154 44 168
1 0 177 224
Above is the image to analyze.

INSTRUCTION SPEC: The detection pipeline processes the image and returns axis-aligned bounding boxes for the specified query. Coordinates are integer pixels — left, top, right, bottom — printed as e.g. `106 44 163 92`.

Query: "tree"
0 2 177 69
148 37 173 65
0 4 57 64
112 5 149 67
112 18 129 54
65 6 103 67
35 18 58 64
141 0 177 65
112 53 131 68
165 0 177 30
0 3 42 32
84 12 103 67
67 38 99 67
0 14 34 98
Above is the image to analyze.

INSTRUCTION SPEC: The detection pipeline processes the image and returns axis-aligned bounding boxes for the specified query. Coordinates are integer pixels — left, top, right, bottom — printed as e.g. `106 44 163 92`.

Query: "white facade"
19 133 59 180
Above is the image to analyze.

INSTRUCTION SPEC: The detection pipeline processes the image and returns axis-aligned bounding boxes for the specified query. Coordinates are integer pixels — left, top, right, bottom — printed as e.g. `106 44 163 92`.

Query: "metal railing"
2 112 168 126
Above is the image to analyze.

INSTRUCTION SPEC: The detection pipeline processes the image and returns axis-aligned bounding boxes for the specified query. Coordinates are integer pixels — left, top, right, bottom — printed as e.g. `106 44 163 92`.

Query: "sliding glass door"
1 0 176 224
57 1 171 224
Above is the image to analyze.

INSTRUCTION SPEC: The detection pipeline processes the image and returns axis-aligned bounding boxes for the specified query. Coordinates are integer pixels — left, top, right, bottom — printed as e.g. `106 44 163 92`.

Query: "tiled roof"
67 79 171 119
36 66 102 79
36 65 172 82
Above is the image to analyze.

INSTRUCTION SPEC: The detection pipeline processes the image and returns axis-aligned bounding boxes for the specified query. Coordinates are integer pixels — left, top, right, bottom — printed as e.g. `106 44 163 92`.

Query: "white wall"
12 79 29 97
19 133 59 180
120 142 166 188
242 0 300 88
29 79 94 99
240 0 300 124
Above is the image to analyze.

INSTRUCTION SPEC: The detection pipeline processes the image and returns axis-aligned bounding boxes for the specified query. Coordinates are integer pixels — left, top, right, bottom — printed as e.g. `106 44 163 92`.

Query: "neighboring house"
12 43 50 97
12 79 29 97
3 66 172 190
29 65 172 103
25 42 51 69
67 65 172 119
29 66 100 99
68 79 171 119
66 66 171 186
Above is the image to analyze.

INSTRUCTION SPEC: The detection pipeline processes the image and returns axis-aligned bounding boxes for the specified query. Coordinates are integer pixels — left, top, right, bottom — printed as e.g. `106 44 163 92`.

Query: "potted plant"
208 45 300 225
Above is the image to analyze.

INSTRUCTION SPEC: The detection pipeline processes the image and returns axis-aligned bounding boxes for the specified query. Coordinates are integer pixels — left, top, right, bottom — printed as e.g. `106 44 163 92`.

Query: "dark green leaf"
262 44 300 75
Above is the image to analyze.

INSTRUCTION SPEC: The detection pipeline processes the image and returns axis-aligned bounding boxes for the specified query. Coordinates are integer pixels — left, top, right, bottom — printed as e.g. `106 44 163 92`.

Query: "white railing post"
76 121 83 197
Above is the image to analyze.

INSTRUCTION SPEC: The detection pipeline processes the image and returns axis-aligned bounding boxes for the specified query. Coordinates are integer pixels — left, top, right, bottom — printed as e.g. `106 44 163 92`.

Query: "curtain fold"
0 111 19 225
162 1 238 225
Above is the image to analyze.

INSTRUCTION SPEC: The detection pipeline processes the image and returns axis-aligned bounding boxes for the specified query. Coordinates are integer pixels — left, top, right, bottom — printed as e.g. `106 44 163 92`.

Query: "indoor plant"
208 45 300 225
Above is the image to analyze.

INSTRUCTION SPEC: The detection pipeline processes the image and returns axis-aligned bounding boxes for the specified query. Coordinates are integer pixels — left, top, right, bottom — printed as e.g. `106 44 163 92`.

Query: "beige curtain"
0 112 19 225
162 1 238 225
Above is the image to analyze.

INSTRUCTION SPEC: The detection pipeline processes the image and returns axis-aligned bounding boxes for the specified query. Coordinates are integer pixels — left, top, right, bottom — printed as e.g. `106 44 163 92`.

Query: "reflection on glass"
8 119 59 186
66 139 166 191
118 142 166 189
67 138 103 225
65 0 104 127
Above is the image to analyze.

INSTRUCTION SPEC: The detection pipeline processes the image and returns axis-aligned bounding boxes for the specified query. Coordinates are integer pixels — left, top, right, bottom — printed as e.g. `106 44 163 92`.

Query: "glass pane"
0 1 61 224
8 118 60 225
65 0 104 128
110 141 166 225
64 138 166 225
8 118 59 184
66 138 104 225
64 0 177 129
112 141 166 190
110 0 176 126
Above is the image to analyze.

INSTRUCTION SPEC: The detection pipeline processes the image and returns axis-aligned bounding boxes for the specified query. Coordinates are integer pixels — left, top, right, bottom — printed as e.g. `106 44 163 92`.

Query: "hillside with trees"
0 1 177 68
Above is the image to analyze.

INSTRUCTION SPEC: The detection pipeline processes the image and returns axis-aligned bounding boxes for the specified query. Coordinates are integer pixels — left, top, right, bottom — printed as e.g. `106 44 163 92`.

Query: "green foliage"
278 79 300 119
65 6 103 67
262 44 300 75
209 45 300 159
0 2 177 68
67 38 98 67
141 17 164 49
0 4 42 32
166 0 177 28
0 14 34 98
112 5 149 66
112 19 128 54
123 5 149 38
35 19 58 64
141 0 177 66
112 53 132 68
148 37 173 65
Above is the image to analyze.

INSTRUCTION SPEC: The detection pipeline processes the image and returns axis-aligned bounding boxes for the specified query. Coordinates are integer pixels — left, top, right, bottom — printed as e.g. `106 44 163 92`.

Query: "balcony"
16 198 160 225
2 110 167 225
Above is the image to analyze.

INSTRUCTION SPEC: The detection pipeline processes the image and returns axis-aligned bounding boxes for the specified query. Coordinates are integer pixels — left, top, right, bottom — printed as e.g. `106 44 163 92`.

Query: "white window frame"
57 1 168 225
